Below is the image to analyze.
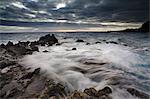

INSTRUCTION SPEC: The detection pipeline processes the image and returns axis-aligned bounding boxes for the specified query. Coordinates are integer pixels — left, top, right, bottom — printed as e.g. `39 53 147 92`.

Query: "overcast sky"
0 0 149 32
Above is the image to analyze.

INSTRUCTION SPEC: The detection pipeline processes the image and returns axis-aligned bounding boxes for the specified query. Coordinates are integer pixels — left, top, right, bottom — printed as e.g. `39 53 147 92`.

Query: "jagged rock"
95 41 101 44
43 50 49 52
0 43 6 48
72 48 77 50
6 41 13 47
127 88 149 99
86 43 90 45
84 88 98 97
56 43 61 46
97 86 112 96
69 90 89 99
106 41 118 44
20 68 40 80
84 62 107 65
76 39 84 42
38 34 58 46
0 59 16 69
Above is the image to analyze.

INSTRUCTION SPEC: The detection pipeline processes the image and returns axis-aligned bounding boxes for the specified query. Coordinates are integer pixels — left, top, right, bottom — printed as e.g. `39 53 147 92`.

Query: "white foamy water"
18 34 150 98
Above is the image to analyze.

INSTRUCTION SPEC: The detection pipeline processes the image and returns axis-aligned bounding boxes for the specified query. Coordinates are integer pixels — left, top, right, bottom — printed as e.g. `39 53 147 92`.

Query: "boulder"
76 39 84 42
127 88 149 99
72 48 77 50
38 34 58 46
84 88 98 97
43 50 49 53
97 86 112 96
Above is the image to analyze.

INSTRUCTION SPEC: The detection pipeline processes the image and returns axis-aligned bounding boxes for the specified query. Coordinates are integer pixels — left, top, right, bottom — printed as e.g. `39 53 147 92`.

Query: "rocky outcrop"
120 21 149 32
76 39 84 42
38 34 58 46
127 88 149 99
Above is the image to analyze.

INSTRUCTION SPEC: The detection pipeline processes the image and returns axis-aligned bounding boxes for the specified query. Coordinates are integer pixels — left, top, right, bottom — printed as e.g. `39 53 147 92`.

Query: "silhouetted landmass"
120 21 149 32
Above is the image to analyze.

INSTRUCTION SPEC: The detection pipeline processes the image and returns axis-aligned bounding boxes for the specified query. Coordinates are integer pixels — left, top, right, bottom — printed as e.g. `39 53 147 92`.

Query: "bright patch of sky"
11 2 29 10
54 3 66 10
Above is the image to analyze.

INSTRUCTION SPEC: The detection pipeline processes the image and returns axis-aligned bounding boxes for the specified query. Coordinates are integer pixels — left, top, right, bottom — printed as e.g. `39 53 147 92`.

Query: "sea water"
0 32 150 99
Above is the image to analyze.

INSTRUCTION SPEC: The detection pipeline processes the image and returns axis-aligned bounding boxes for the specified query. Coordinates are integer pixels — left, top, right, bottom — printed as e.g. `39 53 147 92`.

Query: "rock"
22 77 46 98
127 88 149 99
86 43 90 45
0 59 16 69
69 90 89 99
84 88 98 97
6 41 13 47
72 48 77 50
97 86 112 96
0 43 6 48
38 34 58 46
20 68 40 80
107 41 118 44
84 62 107 65
56 43 61 46
47 83 66 97
95 41 101 44
43 50 49 52
76 39 84 42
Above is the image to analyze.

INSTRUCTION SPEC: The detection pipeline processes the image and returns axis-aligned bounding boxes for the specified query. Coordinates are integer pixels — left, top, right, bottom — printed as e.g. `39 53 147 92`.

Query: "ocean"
0 32 150 98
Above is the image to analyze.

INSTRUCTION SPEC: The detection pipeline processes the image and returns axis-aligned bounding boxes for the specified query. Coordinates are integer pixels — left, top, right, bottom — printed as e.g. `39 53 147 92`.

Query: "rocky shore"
0 34 149 99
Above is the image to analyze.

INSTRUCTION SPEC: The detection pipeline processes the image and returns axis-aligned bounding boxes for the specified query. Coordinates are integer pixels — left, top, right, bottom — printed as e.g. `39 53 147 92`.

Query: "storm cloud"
0 0 149 22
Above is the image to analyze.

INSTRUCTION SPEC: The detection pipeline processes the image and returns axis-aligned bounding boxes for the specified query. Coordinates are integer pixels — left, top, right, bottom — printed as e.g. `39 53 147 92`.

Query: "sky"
0 0 149 32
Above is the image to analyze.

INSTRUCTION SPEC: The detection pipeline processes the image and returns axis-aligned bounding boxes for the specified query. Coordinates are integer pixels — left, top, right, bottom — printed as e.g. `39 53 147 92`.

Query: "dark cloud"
0 0 149 22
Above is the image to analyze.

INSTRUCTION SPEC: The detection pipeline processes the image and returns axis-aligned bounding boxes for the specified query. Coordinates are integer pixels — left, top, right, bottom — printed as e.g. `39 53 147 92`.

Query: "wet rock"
84 62 107 65
0 43 6 48
76 39 84 42
69 90 89 99
56 43 61 46
6 41 14 47
127 88 149 99
70 67 87 74
47 83 66 97
22 77 46 98
0 59 16 69
72 48 77 50
86 43 90 45
84 88 98 97
43 50 49 52
106 41 118 44
95 41 101 44
20 68 40 80
97 86 112 96
38 34 58 46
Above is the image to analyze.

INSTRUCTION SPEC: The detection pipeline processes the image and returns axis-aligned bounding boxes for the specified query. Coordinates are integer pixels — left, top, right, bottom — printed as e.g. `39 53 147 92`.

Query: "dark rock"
72 48 77 50
97 86 112 96
0 43 6 48
84 62 107 65
56 43 61 46
33 68 40 75
20 68 40 80
6 41 13 47
43 50 49 52
107 41 118 44
86 43 90 45
0 60 16 69
95 41 101 44
84 88 98 97
38 34 58 46
47 82 66 97
127 88 149 99
76 39 84 42
70 67 87 74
